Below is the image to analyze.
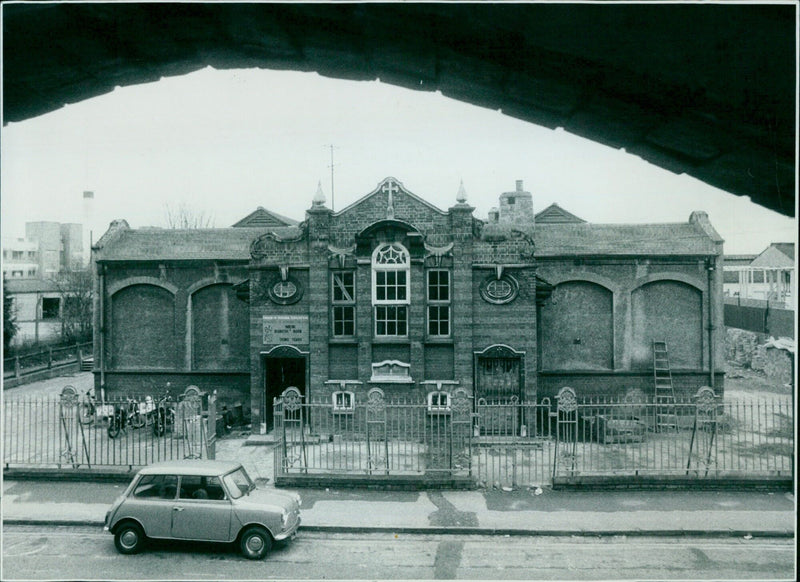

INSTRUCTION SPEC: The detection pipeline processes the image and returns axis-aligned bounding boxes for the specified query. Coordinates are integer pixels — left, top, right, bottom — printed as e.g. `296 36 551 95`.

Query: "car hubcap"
246 535 263 553
121 530 138 548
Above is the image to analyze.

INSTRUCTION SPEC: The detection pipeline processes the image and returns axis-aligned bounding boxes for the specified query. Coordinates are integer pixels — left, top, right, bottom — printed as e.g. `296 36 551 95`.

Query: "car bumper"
273 515 301 541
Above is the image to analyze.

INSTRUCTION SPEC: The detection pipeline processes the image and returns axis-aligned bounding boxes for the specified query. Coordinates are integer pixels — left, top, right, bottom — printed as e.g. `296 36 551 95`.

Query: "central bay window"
372 243 410 337
331 271 356 337
427 269 450 337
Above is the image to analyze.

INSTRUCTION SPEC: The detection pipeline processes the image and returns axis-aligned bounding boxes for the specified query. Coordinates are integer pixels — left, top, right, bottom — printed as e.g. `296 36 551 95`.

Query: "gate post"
365 388 388 475
553 387 578 481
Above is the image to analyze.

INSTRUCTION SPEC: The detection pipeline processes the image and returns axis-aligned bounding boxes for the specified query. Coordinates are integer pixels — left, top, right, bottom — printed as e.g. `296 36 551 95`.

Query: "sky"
1 66 796 256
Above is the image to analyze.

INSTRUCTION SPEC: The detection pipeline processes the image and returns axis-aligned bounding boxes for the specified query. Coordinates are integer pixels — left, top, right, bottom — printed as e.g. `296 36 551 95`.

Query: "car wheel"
114 522 146 555
239 526 272 560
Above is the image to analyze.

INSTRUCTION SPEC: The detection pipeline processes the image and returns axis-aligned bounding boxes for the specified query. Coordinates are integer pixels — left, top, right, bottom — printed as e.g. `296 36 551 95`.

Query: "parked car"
104 460 301 559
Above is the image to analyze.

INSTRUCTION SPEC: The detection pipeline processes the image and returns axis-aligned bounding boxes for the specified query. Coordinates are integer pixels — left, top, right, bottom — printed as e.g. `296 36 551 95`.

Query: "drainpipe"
706 258 715 389
99 264 106 391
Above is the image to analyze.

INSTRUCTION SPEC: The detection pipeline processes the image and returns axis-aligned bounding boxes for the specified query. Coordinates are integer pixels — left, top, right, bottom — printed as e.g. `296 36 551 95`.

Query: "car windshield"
222 467 254 499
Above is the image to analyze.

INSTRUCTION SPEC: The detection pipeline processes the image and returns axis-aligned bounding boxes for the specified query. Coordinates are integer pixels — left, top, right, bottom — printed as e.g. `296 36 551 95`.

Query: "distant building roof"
95 227 297 261
534 203 586 224
231 207 298 228
535 221 719 256
723 254 758 266
751 242 795 268
5 278 61 294
771 242 794 261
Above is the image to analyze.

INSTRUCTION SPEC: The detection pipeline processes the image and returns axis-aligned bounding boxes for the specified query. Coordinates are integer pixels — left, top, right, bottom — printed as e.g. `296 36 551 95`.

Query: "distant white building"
2 222 85 280
2 237 39 279
723 243 794 308
25 221 85 274
4 278 65 346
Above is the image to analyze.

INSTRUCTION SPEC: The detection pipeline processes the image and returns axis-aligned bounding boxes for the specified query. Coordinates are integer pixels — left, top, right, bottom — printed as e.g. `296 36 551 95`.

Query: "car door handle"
173 506 184 512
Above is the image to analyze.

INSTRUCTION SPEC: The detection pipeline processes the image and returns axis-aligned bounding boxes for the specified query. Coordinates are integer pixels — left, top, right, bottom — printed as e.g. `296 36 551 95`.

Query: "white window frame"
427 391 451 414
372 243 410 337
331 271 356 337
331 390 355 413
427 269 451 337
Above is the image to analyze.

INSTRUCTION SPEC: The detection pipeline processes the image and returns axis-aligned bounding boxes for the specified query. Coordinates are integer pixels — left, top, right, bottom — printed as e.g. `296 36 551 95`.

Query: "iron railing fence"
273 387 794 487
3 388 216 470
274 389 473 478
3 341 92 380
550 394 793 481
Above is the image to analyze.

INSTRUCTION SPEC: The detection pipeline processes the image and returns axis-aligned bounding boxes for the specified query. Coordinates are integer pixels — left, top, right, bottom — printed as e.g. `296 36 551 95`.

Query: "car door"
126 473 179 539
170 475 232 542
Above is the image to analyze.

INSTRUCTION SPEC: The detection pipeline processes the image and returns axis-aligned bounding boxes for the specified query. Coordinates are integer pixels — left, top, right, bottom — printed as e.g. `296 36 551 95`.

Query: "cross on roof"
382 179 398 219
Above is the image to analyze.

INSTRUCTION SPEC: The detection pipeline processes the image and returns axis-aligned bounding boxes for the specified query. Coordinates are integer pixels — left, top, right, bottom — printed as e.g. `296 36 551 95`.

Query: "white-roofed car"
104 460 301 559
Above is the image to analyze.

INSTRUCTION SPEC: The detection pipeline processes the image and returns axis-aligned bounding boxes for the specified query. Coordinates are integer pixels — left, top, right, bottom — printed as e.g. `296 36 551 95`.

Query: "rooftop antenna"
325 144 339 211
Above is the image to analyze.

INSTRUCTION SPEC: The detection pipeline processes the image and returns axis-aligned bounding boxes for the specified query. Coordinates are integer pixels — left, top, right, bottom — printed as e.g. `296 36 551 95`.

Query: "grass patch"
736 442 794 458
765 412 794 439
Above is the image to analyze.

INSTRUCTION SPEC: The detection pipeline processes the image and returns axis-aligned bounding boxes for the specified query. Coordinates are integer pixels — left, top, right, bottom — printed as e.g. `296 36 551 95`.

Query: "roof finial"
456 179 468 204
312 180 326 207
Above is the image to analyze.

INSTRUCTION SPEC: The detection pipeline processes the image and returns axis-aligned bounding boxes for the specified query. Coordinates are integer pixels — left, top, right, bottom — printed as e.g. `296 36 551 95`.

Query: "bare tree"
3 275 19 352
164 202 215 229
50 269 93 344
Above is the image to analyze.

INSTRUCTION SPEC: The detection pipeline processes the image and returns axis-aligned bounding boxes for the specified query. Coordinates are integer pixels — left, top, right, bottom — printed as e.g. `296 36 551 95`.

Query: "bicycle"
107 397 146 438
78 388 97 425
153 392 176 436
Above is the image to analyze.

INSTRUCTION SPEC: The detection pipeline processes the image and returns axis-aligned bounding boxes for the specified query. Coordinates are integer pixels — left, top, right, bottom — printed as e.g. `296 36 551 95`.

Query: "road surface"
1 525 794 580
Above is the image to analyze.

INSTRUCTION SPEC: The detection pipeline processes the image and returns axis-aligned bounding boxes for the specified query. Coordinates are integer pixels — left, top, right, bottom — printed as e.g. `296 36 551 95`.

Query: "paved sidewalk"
2 435 795 537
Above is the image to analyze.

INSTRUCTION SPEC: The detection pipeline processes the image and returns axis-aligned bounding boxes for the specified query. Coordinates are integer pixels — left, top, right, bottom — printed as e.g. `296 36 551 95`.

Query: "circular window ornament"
267 277 303 305
480 274 519 304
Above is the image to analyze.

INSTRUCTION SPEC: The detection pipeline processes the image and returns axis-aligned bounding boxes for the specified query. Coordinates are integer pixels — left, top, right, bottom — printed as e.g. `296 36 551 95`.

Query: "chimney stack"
498 180 533 225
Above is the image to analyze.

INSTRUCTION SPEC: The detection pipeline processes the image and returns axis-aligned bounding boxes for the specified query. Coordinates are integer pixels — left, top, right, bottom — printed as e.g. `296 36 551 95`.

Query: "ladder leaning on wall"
652 340 677 431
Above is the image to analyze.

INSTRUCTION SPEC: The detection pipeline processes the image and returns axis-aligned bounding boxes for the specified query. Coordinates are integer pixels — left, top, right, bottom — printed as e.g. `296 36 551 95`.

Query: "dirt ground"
722 361 794 403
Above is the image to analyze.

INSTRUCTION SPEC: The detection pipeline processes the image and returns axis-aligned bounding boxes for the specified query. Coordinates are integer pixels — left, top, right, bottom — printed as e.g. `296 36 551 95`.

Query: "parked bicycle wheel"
153 408 173 436
130 412 146 429
79 402 95 425
107 412 122 438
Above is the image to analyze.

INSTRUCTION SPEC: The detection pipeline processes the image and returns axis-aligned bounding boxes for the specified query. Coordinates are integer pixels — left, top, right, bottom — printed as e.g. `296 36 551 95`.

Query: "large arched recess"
110 283 176 369
631 281 703 370
2 3 795 216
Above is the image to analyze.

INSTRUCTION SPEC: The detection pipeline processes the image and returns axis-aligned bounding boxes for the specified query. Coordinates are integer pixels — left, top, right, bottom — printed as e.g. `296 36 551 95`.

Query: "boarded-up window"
631 281 702 369
192 284 249 370
111 284 174 369
329 345 358 379
424 344 454 380
540 281 613 370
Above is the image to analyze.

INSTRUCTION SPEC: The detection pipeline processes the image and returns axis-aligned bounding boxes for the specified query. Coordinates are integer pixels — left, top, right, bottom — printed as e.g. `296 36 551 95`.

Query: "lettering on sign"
262 315 309 345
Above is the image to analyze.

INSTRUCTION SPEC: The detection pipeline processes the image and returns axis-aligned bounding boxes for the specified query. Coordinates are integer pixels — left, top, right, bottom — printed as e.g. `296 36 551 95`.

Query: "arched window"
372 243 410 337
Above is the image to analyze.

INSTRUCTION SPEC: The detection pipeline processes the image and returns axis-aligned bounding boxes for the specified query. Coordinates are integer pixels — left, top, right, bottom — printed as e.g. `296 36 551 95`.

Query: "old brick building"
92 178 725 432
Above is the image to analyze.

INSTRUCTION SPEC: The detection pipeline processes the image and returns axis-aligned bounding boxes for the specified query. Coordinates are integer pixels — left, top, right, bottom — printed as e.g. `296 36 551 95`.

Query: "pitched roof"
534 203 586 224
95 227 285 261
535 222 718 256
751 242 795 268
772 242 794 261
723 254 758 266
231 207 298 228
5 278 62 294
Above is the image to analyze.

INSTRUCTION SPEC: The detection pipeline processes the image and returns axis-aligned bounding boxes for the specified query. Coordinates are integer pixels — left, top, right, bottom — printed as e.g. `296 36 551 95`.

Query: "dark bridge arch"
3 3 795 216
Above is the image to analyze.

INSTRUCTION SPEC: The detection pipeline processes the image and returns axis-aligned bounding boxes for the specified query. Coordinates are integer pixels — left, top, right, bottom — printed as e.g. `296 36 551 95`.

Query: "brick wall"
538 371 725 401
540 280 613 370
98 260 250 402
